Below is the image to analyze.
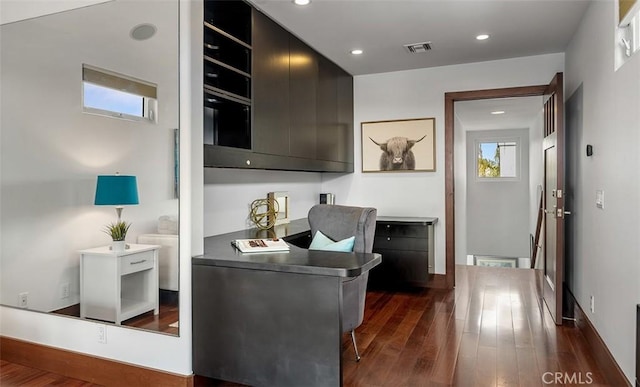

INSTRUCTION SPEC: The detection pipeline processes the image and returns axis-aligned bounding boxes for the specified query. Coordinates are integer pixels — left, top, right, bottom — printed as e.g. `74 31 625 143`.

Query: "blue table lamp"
94 174 139 223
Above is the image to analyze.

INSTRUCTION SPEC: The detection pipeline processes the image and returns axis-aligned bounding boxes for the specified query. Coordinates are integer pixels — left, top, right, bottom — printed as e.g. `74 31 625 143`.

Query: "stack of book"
232 238 290 253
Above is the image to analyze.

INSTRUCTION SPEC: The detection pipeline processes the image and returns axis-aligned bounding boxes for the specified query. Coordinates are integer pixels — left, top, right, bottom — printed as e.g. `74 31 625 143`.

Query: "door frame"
443 84 547 288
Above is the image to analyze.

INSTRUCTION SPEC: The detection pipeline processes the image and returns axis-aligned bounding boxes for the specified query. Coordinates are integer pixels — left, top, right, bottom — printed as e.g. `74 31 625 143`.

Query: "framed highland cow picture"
361 118 436 173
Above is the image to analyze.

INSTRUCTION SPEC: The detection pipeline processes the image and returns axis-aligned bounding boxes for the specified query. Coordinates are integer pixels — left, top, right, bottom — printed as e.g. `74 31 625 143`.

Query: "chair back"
307 204 377 253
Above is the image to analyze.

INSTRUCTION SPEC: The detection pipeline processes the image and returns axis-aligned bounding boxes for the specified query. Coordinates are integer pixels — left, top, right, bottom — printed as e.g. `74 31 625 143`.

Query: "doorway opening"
444 73 565 325
444 84 547 288
455 96 543 271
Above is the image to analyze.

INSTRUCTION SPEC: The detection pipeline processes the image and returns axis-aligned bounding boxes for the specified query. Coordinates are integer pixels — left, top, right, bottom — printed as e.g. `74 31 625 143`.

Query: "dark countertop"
193 218 382 277
376 216 438 224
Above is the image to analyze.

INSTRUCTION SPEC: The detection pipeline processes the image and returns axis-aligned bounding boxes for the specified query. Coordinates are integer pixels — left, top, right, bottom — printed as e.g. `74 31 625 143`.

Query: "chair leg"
350 330 361 362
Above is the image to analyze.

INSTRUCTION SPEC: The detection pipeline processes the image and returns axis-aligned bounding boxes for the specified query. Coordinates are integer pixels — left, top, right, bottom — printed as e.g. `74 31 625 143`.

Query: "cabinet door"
316 56 339 162
289 36 317 159
337 68 353 164
252 10 290 156
370 249 430 287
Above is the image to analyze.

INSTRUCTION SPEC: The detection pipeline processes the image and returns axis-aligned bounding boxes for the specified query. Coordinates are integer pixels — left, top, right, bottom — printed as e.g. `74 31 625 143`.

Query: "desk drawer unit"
370 217 437 288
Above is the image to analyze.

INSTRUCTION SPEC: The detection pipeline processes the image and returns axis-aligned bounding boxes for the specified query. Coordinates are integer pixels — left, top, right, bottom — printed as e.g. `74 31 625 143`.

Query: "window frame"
82 64 157 123
474 137 521 182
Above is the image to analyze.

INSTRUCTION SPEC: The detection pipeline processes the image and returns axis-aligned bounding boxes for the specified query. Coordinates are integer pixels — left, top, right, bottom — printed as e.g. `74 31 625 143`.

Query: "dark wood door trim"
444 84 547 289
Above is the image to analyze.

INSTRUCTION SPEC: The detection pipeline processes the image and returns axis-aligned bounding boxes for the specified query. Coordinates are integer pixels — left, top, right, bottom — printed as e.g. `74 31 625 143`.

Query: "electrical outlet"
590 295 595 313
18 292 28 308
60 283 70 299
97 324 107 344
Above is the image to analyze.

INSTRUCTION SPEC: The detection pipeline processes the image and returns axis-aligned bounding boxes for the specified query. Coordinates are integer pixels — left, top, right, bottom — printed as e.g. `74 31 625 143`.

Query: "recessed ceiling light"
491 110 505 115
130 24 157 41
293 0 310 5
476 34 490 41
350 49 363 55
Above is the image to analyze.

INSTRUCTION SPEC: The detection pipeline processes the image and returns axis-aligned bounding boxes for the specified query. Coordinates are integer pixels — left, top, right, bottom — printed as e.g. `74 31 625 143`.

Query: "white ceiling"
250 0 591 75
252 0 585 130
0 0 111 26
1 0 582 131
2 1 591 75
455 96 543 131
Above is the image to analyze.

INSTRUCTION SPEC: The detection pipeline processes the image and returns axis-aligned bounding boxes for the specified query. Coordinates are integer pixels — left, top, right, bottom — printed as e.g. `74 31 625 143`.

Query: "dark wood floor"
52 296 179 335
340 265 613 386
2 266 620 386
0 360 100 387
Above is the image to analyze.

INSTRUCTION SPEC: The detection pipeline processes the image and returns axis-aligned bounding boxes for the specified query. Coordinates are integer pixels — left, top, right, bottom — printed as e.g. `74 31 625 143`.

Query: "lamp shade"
94 175 139 206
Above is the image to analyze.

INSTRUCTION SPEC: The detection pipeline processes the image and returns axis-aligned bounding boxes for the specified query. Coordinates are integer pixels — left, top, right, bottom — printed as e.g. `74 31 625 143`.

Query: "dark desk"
192 219 382 386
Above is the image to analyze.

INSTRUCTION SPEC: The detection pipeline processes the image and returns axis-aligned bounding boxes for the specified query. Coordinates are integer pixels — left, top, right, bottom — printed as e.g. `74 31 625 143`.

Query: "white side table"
80 243 160 325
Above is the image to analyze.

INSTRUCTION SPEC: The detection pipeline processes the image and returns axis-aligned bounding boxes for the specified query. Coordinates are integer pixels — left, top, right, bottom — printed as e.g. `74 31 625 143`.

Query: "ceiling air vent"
404 41 432 53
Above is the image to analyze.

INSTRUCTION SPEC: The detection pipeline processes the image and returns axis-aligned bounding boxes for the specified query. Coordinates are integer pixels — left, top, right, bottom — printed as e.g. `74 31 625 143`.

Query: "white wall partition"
565 1 640 382
0 0 196 375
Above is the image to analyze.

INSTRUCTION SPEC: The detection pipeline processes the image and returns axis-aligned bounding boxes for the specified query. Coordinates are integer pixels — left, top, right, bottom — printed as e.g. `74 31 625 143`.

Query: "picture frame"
619 0 639 26
361 118 436 173
267 191 290 225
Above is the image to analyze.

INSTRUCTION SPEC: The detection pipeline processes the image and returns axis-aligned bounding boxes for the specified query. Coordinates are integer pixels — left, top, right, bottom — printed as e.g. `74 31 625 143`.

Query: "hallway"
342 265 624 386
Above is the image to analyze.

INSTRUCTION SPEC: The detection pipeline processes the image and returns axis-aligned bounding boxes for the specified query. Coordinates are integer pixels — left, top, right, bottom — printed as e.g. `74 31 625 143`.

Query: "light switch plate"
596 190 604 209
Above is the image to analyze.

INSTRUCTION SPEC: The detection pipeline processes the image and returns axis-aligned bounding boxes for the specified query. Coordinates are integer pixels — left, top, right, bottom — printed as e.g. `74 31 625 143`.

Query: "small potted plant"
103 221 131 251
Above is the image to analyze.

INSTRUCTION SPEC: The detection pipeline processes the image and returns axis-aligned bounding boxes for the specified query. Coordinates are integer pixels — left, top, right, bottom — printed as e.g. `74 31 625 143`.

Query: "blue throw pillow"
309 230 355 252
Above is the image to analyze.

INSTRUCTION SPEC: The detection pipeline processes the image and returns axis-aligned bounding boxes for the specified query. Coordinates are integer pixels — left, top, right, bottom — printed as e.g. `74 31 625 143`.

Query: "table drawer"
370 249 429 287
121 251 154 275
375 222 428 238
374 235 428 251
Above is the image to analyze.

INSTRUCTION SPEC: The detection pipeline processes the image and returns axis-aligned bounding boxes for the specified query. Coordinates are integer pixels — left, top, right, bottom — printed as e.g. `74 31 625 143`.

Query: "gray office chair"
308 204 377 362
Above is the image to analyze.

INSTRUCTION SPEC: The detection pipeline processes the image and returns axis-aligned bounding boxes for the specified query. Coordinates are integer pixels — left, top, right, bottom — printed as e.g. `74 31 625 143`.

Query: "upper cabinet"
203 0 252 150
203 1 353 173
316 56 354 164
252 10 290 157
289 35 318 160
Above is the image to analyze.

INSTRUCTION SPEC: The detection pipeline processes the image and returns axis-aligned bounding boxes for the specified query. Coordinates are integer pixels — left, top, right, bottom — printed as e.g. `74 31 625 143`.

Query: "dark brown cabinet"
370 217 437 288
203 1 353 172
337 67 354 164
316 56 339 163
252 10 290 157
289 35 318 160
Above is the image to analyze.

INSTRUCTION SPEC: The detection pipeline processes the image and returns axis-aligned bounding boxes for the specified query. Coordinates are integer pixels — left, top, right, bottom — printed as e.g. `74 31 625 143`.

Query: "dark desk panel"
193 219 381 386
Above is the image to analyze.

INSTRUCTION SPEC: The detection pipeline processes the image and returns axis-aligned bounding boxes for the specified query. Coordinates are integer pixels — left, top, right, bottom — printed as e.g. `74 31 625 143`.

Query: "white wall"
0 0 178 312
322 53 564 274
528 111 544 270
529 112 544 240
466 128 530 259
203 169 322 236
0 0 195 375
565 1 640 383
